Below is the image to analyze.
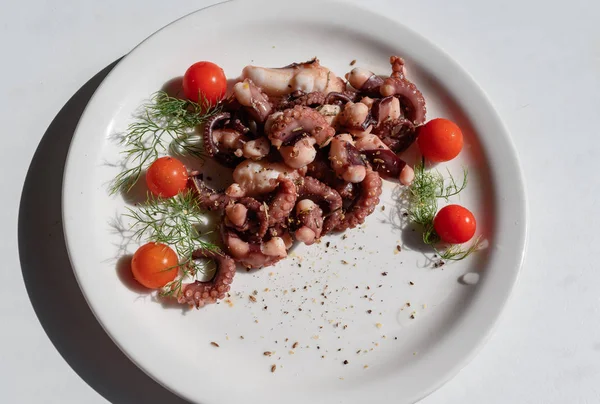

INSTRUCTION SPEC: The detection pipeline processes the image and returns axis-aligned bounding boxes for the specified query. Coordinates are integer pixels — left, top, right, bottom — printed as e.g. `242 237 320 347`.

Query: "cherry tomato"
131 242 179 289
417 118 463 162
146 156 188 198
182 61 227 105
433 204 476 244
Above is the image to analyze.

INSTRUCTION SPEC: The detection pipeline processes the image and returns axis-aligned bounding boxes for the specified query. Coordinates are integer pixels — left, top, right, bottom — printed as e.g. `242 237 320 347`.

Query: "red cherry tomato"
131 242 179 289
182 61 227 105
433 204 477 244
146 156 188 198
417 118 463 162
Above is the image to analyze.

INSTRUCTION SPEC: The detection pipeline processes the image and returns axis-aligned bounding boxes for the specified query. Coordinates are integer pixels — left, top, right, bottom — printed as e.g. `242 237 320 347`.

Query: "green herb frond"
110 91 221 194
434 236 483 261
407 161 443 226
407 158 479 263
408 158 468 227
124 189 220 296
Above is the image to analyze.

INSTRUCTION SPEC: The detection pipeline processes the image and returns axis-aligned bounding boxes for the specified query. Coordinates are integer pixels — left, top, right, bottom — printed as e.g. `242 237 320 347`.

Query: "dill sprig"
407 157 480 262
110 91 221 194
434 236 483 261
124 189 220 296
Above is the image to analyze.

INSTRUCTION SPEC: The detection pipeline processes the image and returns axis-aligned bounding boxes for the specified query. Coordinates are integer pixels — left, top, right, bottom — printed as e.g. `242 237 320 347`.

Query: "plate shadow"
17 59 190 404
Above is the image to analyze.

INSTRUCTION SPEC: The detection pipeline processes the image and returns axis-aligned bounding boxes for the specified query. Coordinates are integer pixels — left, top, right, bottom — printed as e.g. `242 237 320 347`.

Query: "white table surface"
3 0 599 402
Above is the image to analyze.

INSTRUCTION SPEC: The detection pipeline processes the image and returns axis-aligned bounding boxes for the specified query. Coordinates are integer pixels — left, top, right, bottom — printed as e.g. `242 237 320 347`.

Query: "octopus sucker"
338 102 372 131
178 248 236 308
336 168 383 231
277 90 326 110
242 58 345 97
279 137 317 169
242 137 271 160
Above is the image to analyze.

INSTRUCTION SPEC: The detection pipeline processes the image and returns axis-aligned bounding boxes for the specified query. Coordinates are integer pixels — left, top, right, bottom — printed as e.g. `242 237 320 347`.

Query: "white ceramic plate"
62 1 527 403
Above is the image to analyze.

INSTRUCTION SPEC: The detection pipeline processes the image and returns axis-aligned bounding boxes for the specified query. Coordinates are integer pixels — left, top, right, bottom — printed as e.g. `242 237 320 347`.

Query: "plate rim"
61 1 528 403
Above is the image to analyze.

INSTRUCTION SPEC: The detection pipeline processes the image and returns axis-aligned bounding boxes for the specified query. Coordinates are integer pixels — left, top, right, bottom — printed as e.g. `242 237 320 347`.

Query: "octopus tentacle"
203 112 247 167
297 176 343 234
372 118 417 153
242 58 345 97
190 176 234 212
228 159 303 197
292 199 323 245
371 96 402 126
233 79 273 123
267 178 298 227
225 197 268 240
267 105 336 149
277 91 326 110
354 133 413 183
178 248 236 308
380 56 426 124
346 67 385 97
307 152 357 199
324 91 358 106
329 133 367 183
336 168 383 231
362 148 406 179
221 226 289 269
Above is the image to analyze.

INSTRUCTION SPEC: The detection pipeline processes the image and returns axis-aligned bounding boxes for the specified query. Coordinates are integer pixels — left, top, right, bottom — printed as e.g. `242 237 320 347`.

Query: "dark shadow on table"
18 59 190 404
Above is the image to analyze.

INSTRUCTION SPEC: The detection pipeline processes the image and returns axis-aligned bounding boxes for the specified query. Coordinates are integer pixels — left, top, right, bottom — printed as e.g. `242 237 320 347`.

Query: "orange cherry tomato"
182 61 227 105
417 118 463 162
433 205 476 244
146 156 188 198
131 242 179 289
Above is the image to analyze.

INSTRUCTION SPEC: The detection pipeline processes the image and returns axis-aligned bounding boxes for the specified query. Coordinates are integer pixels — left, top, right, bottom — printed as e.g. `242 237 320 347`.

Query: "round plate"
62 1 527 403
